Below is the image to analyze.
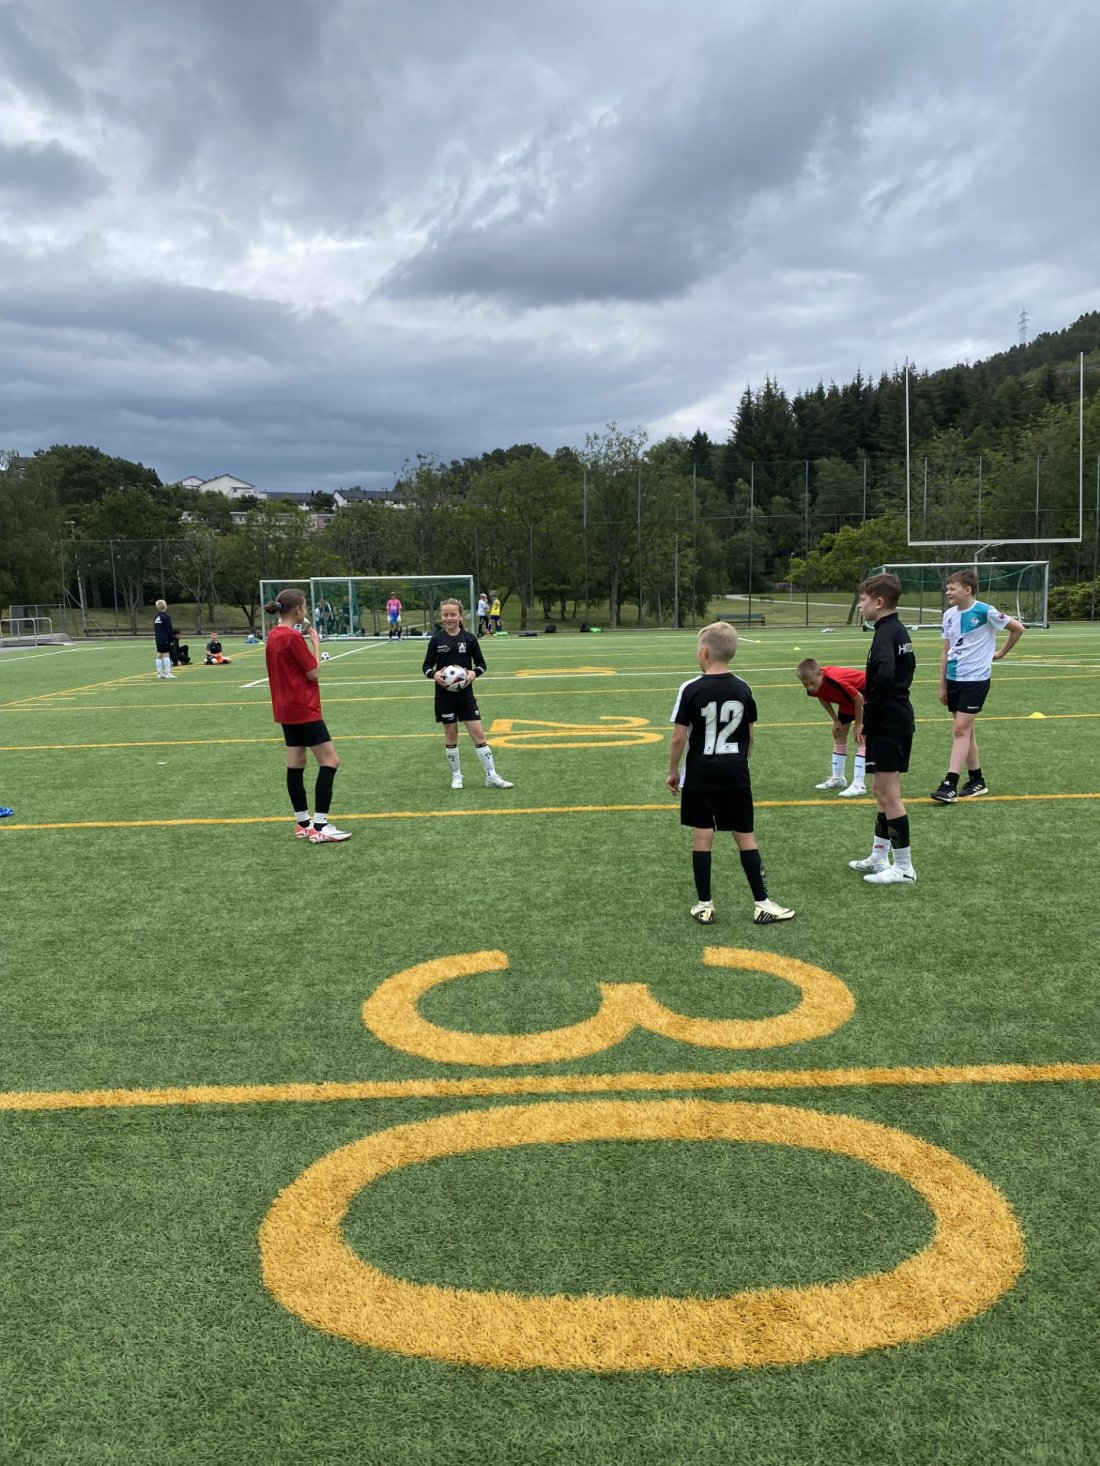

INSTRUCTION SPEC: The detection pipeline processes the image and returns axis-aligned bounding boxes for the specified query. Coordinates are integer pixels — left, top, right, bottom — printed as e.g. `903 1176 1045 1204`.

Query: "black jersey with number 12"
670 672 757 789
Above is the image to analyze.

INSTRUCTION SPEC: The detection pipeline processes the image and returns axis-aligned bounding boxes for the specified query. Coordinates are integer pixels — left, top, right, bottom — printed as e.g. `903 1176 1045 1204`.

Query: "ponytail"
266 590 306 619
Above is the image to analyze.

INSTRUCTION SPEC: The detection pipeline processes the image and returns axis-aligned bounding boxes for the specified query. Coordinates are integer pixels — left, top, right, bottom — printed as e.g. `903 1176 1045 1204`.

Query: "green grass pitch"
1 625 1098 1464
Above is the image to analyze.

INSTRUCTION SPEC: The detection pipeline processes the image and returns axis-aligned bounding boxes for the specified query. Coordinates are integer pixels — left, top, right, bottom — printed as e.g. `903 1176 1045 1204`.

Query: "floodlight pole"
1092 454 1099 623
904 360 911 540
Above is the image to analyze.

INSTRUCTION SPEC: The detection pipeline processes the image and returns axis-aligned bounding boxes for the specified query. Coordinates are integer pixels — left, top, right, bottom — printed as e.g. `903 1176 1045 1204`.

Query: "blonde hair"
698 621 738 661
440 597 466 627
796 657 822 678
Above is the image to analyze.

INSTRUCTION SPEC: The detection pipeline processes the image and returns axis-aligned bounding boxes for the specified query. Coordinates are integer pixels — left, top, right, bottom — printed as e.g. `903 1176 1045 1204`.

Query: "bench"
716 613 766 627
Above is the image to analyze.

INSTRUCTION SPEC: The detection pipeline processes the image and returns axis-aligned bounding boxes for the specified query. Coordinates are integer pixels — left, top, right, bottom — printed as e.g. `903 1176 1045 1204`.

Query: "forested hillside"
3 313 1098 626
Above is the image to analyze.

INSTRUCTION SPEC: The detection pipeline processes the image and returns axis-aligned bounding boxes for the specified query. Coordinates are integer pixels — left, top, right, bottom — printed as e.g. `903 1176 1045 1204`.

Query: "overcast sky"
1 0 1097 493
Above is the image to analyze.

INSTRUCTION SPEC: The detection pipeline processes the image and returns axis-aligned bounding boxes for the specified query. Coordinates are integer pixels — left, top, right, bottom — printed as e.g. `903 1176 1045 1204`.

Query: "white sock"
295 811 310 824
892 845 913 873
155 656 163 675
831 749 846 780
853 753 866 784
475 744 496 776
872 834 891 860
445 747 461 774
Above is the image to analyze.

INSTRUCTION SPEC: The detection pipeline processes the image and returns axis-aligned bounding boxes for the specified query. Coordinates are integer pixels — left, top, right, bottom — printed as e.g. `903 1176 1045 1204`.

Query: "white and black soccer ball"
320 650 331 662
440 664 468 690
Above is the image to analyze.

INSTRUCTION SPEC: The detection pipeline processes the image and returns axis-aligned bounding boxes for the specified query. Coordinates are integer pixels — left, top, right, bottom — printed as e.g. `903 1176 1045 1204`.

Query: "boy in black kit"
849 573 917 885
153 599 177 680
666 621 794 926
422 598 513 791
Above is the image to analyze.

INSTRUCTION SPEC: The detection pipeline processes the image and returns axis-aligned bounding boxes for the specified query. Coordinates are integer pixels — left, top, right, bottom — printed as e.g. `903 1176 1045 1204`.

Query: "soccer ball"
440 664 468 690
320 651 331 662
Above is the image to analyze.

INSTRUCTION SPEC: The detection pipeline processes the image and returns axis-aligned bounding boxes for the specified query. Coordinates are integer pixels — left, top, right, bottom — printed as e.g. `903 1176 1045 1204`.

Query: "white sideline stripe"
239 638 386 688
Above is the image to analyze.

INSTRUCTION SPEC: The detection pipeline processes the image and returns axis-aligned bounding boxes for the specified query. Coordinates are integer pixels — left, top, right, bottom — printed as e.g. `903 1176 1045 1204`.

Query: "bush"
1048 581 1099 619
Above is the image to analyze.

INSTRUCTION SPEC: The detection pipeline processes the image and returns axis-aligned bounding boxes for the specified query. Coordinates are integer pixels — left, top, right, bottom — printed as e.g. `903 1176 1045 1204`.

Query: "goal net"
873 561 1050 628
259 575 476 640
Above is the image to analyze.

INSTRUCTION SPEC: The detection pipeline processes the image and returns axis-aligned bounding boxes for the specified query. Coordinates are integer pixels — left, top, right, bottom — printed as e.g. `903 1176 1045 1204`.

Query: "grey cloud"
0 0 1097 495
0 140 107 208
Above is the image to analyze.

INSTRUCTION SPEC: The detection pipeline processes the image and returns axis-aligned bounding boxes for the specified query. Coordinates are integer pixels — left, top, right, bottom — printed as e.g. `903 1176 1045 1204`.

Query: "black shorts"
435 685 481 725
680 785 755 834
281 719 332 747
864 731 912 775
155 643 173 656
837 711 855 727
946 679 990 715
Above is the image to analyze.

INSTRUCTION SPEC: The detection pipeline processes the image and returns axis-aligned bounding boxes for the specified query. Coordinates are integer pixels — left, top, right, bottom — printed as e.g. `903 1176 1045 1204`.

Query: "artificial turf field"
1 624 1098 1465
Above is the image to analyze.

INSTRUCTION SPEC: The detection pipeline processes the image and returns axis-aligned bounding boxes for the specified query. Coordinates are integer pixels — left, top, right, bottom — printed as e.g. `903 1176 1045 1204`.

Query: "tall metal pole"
582 470 590 624
977 456 983 540
904 360 911 539
636 463 643 626
747 463 754 622
673 534 680 630
691 465 697 628
803 459 810 627
1035 453 1042 551
1080 352 1086 542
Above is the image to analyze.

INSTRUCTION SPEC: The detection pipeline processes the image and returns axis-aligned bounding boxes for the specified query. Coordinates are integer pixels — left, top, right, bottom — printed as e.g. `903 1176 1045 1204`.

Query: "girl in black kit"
422 598 513 791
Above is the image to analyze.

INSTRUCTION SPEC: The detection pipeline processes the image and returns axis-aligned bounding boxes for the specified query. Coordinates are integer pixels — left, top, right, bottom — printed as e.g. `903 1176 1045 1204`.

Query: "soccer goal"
259 575 476 640
873 561 1050 628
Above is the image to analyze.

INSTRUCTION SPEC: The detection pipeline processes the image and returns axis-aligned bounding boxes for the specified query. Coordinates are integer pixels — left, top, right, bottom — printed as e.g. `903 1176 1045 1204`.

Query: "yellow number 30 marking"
361 948 855 1064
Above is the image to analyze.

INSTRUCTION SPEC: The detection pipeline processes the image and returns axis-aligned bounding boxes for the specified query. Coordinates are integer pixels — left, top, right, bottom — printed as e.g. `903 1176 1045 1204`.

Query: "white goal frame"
874 560 1050 628
259 574 476 640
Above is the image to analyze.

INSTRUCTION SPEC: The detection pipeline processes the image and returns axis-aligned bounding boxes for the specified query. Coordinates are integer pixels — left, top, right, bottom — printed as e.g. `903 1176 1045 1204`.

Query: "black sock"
314 765 336 823
875 812 889 841
888 815 910 849
969 767 983 783
945 771 959 788
739 849 767 902
692 851 712 902
287 768 308 817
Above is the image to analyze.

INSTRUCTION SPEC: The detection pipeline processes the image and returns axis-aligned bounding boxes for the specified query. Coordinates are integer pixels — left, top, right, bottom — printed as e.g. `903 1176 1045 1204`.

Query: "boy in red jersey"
796 658 867 796
264 589 350 843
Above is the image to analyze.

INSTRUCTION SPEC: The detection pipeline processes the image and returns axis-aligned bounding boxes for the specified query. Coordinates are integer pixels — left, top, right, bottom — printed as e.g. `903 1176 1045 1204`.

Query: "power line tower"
1018 307 1029 347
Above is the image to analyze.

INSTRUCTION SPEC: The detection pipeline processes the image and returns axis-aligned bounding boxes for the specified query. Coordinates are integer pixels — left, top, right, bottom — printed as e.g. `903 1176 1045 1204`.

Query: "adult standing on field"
153 599 177 679
264 589 351 844
931 569 1025 803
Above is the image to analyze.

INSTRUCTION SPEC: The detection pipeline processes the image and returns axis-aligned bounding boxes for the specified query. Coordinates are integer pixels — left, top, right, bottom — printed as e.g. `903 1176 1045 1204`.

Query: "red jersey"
807 665 865 716
265 624 322 724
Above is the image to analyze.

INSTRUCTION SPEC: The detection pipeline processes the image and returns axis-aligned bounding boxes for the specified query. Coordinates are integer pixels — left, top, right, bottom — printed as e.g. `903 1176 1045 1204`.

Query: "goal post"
259 575 476 640
872 560 1050 628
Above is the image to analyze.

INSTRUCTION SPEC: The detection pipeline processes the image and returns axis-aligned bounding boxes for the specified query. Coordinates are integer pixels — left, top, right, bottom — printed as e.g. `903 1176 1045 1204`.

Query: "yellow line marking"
515 666 616 678
0 732 441 752
3 711 1099 753
3 792 1100 833
3 1061 1097 1112
361 948 855 1065
259 1099 1024 1371
2 670 1098 716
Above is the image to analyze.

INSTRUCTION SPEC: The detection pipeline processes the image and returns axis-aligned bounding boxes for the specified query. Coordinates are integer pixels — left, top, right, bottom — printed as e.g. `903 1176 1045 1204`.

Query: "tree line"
2 312 1098 629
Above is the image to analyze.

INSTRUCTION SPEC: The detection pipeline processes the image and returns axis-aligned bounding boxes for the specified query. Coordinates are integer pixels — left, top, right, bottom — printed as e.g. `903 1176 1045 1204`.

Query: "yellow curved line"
259 1099 1025 1371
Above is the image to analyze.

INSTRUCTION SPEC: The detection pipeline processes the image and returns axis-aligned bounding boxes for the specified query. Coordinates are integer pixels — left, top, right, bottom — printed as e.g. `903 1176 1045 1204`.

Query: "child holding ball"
421 598 513 791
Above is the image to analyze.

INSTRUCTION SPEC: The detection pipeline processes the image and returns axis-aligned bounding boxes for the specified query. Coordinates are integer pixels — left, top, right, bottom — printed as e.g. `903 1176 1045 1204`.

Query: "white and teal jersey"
942 601 1012 681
